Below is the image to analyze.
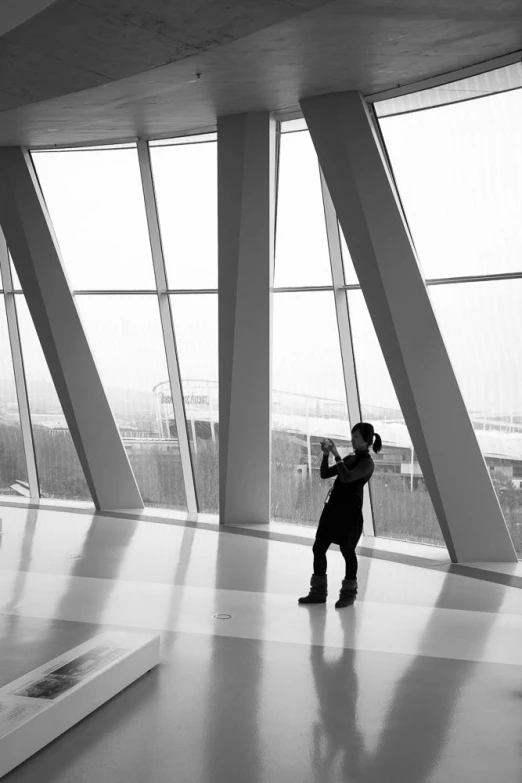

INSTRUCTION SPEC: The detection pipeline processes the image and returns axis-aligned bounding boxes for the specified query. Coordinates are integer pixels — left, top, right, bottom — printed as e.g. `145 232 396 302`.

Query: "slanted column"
218 113 276 525
0 147 143 510
301 92 516 562
320 171 375 537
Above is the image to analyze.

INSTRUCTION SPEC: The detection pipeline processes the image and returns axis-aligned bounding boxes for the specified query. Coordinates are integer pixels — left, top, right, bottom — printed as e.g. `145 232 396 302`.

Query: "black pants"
313 521 363 579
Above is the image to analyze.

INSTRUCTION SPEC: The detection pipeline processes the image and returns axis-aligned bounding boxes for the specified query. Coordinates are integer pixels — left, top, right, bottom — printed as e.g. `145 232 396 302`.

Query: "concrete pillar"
0 147 143 510
218 113 276 524
301 92 517 562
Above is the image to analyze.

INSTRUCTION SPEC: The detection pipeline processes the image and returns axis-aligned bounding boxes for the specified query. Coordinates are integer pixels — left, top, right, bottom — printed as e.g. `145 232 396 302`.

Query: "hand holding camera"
321 438 341 459
320 438 332 455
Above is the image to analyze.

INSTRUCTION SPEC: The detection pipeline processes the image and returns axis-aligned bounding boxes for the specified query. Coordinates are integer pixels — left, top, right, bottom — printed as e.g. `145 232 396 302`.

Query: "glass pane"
75 295 187 510
150 141 217 289
271 291 349 525
379 88 522 279
280 119 308 133
8 252 21 291
0 296 28 496
31 148 155 290
428 280 522 556
150 133 217 147
339 225 358 285
15 296 91 502
347 290 443 547
170 294 218 513
274 131 332 287
375 63 522 118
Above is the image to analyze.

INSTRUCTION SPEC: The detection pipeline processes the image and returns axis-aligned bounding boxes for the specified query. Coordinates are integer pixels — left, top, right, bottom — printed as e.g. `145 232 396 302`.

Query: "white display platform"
0 630 161 778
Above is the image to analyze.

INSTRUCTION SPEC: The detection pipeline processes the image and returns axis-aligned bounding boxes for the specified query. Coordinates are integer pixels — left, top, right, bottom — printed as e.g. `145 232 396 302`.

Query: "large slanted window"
15 296 90 502
15 137 220 511
274 129 332 288
347 290 442 546
377 65 522 555
150 135 220 513
0 296 29 496
33 145 155 290
427 281 522 553
169 293 219 513
272 124 342 525
75 294 187 510
271 120 442 548
150 137 218 290
271 291 349 524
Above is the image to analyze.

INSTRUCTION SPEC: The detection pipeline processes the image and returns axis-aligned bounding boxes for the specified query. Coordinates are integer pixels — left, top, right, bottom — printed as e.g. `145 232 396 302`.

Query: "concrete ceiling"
0 0 59 37
0 0 522 146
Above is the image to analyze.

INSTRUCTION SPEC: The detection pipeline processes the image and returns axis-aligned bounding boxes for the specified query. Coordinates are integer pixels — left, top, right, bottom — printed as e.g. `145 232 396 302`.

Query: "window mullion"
320 168 375 537
137 139 198 514
0 230 40 498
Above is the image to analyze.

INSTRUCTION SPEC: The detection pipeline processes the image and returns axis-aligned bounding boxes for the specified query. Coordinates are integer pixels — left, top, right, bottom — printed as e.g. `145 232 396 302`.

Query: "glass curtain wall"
377 68 522 556
271 291 350 524
272 121 442 547
0 136 219 511
14 296 91 501
346 290 442 545
150 137 219 513
3 74 518 557
0 296 29 496
169 293 219 513
31 144 188 509
271 127 351 526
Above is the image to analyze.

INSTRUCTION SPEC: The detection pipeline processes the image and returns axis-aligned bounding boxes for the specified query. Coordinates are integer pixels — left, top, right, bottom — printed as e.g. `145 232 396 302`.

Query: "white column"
0 229 39 498
218 112 276 525
137 140 198 513
301 92 517 563
320 171 375 537
0 147 143 510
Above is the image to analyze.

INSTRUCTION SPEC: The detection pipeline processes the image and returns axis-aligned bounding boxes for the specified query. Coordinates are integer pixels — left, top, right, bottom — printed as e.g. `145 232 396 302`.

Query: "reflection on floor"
1 504 522 783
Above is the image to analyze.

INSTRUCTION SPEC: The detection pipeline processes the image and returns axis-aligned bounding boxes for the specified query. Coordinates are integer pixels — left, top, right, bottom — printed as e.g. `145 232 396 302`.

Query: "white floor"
1 503 522 782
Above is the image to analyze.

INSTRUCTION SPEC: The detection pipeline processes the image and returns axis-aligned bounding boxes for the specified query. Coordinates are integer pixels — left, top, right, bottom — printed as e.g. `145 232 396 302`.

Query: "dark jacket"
315 450 374 544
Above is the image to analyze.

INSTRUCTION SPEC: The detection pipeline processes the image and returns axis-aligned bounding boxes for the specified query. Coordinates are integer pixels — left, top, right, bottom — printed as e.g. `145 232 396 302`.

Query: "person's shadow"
304 559 509 783
304 562 369 782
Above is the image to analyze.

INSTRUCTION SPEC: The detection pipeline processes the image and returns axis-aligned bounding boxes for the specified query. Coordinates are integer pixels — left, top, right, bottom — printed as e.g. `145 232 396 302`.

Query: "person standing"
298 422 382 608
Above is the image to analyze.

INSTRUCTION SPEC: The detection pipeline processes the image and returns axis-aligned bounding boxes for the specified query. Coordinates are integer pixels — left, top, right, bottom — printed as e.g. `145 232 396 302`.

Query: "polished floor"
1 504 522 782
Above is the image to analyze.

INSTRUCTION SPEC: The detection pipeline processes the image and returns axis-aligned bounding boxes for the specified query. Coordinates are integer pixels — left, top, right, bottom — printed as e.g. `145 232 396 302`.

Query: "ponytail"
352 422 383 454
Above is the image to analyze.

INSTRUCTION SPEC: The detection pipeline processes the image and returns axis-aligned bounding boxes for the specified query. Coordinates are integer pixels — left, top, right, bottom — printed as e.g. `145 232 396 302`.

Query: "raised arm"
320 452 339 479
335 457 373 484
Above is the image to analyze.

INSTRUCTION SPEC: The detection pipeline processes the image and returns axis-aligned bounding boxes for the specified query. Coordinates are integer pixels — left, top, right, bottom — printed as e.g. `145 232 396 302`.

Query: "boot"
335 578 357 609
298 574 327 604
